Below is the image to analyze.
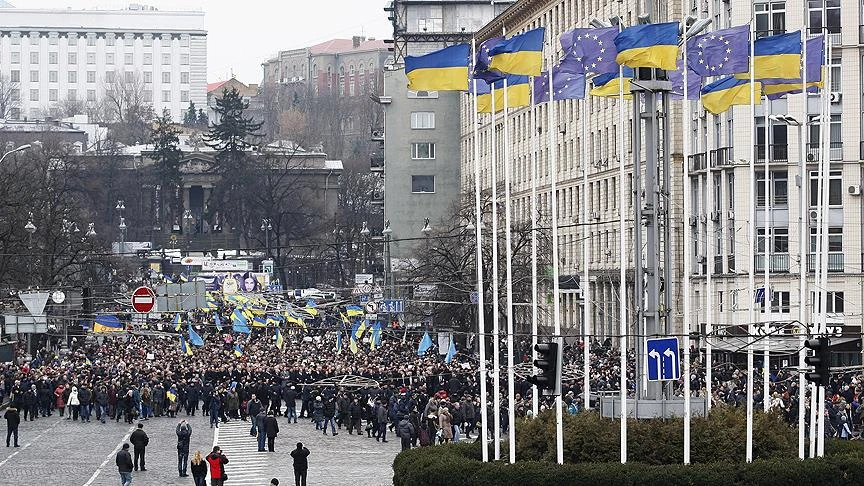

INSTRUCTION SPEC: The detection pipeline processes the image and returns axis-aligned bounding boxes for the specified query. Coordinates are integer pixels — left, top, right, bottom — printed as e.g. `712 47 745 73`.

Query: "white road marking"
0 417 62 468
82 424 136 486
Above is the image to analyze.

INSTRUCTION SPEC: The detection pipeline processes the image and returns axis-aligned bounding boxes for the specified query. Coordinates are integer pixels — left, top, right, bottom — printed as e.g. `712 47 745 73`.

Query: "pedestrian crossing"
213 420 272 486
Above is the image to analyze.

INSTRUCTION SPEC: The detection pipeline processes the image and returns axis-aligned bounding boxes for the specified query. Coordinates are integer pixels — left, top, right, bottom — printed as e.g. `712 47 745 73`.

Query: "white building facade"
0 5 206 122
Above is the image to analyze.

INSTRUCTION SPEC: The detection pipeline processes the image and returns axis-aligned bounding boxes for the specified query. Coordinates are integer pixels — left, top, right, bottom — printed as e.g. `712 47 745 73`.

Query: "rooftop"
309 38 388 55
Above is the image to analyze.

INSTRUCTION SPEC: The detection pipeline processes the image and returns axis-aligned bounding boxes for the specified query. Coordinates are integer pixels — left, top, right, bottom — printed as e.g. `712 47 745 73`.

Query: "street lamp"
359 221 371 273
261 218 273 257
25 213 36 285
0 144 31 164
382 220 394 299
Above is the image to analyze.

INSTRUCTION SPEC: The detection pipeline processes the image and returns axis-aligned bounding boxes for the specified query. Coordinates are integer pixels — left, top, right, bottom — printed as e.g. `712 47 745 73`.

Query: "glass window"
30 70 38 82
410 112 435 129
106 53 115 65
10 34 19 45
10 52 19 64
144 53 152 65
68 71 77 83
49 52 58 64
106 34 115 46
87 35 96 47
143 35 153 47
49 89 57 102
125 71 134 83
87 71 96 83
411 142 436 159
162 53 171 65
180 72 189 84
87 89 96 101
67 89 77 101
755 2 786 38
68 52 77 65
49 71 57 83
143 90 152 102
125 53 133 65
10 70 19 83
87 52 96 65
29 89 38 102
810 227 842 252
162 90 171 102
181 90 189 102
808 0 840 35
162 72 171 84
411 175 435 193
181 54 189 65
29 52 38 64
180 35 190 47
755 170 788 206
10 89 18 101
105 71 115 83
773 228 789 253
809 170 842 206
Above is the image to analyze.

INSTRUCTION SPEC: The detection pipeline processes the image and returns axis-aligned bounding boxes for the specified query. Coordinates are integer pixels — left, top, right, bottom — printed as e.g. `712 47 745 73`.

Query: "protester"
206 446 229 486
129 422 149 471
116 443 133 486
189 450 207 486
290 442 309 486
264 411 280 452
4 406 20 447
176 420 192 477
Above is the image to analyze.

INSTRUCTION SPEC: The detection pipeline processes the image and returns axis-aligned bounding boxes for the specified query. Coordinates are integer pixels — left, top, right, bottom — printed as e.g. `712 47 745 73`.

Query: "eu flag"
473 36 505 83
405 44 470 91
533 68 585 104
686 25 750 77
668 58 702 100
560 27 618 75
488 28 545 76
614 22 680 70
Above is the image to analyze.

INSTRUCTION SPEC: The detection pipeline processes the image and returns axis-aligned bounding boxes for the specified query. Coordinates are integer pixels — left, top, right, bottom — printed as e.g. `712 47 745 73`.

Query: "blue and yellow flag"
166 389 177 402
701 76 762 115
346 305 363 317
173 313 183 332
488 28 545 76
336 330 343 355
188 325 204 347
214 313 223 332
339 312 350 324
179 335 193 356
355 320 367 340
614 22 679 70
204 292 218 310
252 315 267 327
285 311 307 330
763 35 824 100
275 328 284 350
304 300 319 316
85 357 92 366
589 68 634 98
93 315 123 333
370 322 382 351
349 335 359 354
737 31 802 80
231 308 251 334
233 344 244 357
478 75 530 113
179 273 189 283
405 44 470 91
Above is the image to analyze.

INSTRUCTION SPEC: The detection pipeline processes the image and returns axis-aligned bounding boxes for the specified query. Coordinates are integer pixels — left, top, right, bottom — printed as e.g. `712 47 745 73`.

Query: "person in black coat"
4 406 20 447
116 443 133 486
291 442 310 486
283 386 298 423
129 422 149 471
176 420 192 477
264 411 280 452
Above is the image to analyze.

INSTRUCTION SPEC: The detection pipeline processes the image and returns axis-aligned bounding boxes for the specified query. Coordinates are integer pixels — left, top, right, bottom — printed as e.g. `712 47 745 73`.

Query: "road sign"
359 283 373 294
359 295 370 303
131 286 156 313
646 337 680 382
380 299 404 314
364 300 379 314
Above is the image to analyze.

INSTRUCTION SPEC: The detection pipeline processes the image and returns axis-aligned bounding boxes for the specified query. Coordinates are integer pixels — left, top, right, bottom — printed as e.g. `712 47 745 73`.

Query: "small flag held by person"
417 331 433 356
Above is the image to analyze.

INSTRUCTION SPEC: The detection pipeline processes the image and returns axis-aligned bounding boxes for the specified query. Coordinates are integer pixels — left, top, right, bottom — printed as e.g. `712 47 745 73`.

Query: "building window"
162 53 171 65
411 175 435 193
29 89 38 102
10 34 19 46
756 228 788 253
124 71 133 83
106 34 115 46
162 72 171 84
10 52 19 64
180 72 189 84
808 0 840 35
30 70 38 82
755 170 788 206
87 89 96 101
49 89 57 101
86 52 96 65
87 35 96 47
10 70 19 83
68 52 77 65
410 112 435 129
106 53 115 65
180 35 190 47
125 53 133 65
125 36 133 47
87 71 96 83
10 89 18 101
828 56 840 92
29 52 38 64
143 53 152 65
809 170 842 207
810 227 842 252
417 5 444 32
67 89 77 101
49 35 58 46
49 52 58 65
162 90 171 102
761 290 791 313
181 53 189 65
68 71 77 83
105 71 115 83
144 72 152 84
755 2 786 38
143 90 152 102
411 142 436 159
181 90 189 102
49 71 57 83
143 35 152 47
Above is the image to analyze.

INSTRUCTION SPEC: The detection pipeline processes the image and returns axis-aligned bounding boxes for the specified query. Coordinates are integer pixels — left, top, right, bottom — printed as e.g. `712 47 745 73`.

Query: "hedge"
392 409 864 485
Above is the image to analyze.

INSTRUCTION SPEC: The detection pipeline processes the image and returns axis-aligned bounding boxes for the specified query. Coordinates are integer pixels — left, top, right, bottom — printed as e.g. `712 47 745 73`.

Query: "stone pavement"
0 407 401 486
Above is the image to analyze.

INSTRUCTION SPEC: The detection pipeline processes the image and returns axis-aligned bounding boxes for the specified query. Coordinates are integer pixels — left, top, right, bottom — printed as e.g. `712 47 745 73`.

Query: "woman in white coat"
67 386 81 421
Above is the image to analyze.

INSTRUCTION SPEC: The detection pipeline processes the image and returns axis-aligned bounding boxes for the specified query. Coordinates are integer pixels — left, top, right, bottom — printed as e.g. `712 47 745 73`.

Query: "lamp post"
382 220 393 300
0 144 31 164
24 213 36 285
360 221 370 273
115 199 126 255
261 218 273 258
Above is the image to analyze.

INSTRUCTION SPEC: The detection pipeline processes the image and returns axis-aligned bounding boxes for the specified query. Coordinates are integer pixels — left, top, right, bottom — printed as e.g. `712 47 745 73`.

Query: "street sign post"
364 301 378 315
131 286 156 313
646 337 680 382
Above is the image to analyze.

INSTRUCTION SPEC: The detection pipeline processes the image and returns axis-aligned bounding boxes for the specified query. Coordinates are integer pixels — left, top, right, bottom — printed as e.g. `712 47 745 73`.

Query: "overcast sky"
13 0 393 83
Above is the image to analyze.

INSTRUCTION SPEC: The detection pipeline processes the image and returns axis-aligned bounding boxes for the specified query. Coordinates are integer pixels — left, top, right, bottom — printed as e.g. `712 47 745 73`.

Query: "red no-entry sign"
131 286 156 313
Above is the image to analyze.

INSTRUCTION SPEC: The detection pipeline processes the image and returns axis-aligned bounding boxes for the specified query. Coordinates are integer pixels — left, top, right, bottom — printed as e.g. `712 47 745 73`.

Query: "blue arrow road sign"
646 337 681 382
381 299 404 314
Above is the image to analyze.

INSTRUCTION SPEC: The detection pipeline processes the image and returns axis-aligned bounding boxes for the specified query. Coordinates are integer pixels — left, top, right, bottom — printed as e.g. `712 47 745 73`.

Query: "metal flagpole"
682 21 693 465
471 38 490 464
617 25 628 466
581 84 591 413
706 109 715 412
796 24 809 461
547 44 565 467
702 100 712 414
746 11 756 464
503 76 517 464
530 74 540 419
816 31 831 459
490 81 501 461
763 96 772 413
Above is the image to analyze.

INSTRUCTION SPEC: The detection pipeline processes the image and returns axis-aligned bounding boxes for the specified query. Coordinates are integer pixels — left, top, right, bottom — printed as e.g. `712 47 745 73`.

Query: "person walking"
206 446 229 486
322 396 337 436
176 420 192 477
129 422 149 471
4 406 20 447
264 411 280 452
290 442 309 486
189 450 207 486
116 443 133 486
397 414 414 451
255 409 267 451
375 400 388 443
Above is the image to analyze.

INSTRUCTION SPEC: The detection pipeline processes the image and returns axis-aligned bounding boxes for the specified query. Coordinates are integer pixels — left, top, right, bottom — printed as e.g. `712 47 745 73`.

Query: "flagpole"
616 24 628 466
471 38 490 464
702 109 712 414
682 22 693 466
796 23 809 462
530 75 540 419
581 85 591 413
763 92 772 414
547 36 565 467
490 81 501 461
503 76 518 464
816 29 831 459
746 10 756 464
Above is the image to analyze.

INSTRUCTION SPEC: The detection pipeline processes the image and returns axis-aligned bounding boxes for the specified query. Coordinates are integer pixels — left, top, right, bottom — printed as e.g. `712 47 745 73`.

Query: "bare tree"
103 71 154 145
0 74 20 118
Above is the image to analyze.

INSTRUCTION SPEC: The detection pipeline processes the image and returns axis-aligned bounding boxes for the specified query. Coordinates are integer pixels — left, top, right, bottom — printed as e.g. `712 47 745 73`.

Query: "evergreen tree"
183 101 197 127
150 109 184 229
204 87 263 174
197 108 208 128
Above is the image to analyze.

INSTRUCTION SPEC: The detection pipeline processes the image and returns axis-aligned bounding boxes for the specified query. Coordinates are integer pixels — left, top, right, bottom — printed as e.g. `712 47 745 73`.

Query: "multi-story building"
461 0 863 366
381 0 511 263
0 4 206 122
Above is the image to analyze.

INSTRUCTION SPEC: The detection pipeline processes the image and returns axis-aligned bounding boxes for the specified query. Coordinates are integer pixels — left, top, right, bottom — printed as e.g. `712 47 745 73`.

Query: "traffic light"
527 340 562 395
804 337 831 387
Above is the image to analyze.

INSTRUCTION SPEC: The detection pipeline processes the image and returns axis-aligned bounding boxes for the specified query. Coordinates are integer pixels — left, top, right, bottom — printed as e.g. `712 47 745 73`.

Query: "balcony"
807 253 845 272
754 254 790 273
808 27 841 45
688 152 707 172
755 144 789 163
710 147 734 167
806 142 843 161
371 153 384 172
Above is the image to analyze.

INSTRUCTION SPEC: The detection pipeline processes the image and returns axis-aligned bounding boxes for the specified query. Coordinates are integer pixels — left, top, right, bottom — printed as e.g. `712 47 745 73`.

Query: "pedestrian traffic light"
527 340 562 395
804 337 831 387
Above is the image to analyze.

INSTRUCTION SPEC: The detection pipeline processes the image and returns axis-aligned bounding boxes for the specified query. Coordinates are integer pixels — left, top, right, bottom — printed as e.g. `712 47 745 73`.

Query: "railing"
370 154 384 171
808 27 841 45
807 253 845 272
755 144 789 163
806 142 843 161
710 147 734 167
754 253 790 273
688 152 707 172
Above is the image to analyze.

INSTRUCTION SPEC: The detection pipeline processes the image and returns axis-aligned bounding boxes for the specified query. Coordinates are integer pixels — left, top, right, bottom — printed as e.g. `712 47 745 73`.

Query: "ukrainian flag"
478 75 530 113
336 331 343 354
179 335 193 356
214 313 223 331
738 32 802 80
234 344 244 357
349 336 359 355
93 315 123 333
252 315 267 327
488 28 545 76
304 300 319 317
354 320 367 340
589 68 634 98
701 76 762 115
275 328 284 350
405 44 470 91
339 312 350 324
166 389 177 402
173 313 183 332
346 305 363 317
614 22 679 70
